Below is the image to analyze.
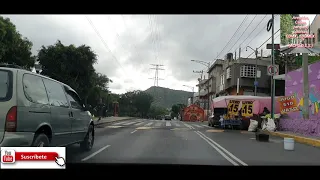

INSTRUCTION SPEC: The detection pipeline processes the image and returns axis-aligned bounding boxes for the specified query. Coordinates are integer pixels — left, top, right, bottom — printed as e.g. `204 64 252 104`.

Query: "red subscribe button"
3 152 58 162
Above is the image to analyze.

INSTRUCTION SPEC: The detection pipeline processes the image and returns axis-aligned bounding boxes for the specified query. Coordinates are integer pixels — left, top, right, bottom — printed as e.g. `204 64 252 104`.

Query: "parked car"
0 65 94 151
164 115 171 120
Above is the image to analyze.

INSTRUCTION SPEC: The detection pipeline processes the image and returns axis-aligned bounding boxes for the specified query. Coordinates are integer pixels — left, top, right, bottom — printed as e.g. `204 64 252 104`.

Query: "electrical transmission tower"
149 64 164 86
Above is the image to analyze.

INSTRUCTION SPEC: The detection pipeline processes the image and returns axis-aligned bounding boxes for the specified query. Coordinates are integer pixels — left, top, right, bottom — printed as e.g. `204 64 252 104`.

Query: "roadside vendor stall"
211 95 281 130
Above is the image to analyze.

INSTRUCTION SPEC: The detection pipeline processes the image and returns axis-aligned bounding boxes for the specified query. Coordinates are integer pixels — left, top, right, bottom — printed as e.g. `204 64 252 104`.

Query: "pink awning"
211 95 280 114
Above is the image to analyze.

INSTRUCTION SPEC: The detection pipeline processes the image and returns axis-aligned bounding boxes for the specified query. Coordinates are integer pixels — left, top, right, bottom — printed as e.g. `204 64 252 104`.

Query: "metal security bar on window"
240 65 256 78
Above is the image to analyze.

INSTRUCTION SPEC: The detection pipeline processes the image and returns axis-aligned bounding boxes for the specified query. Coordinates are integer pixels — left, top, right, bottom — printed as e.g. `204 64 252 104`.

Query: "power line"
149 64 165 87
237 15 268 49
246 28 280 58
226 15 258 54
85 16 129 77
243 15 280 54
212 15 249 63
120 15 148 66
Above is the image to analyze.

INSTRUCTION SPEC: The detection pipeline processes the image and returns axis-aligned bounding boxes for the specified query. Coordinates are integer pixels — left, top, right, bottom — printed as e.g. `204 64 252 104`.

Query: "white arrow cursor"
55 157 66 167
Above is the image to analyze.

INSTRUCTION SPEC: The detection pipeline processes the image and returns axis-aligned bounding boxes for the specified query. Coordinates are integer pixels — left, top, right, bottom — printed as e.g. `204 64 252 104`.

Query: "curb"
94 117 136 126
266 131 320 147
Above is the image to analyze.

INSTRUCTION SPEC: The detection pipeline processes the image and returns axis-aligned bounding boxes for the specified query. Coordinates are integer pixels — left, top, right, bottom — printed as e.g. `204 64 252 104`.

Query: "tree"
0 16 35 68
171 103 187 118
87 72 113 109
37 40 98 102
148 106 168 118
280 14 294 45
132 91 153 117
171 104 180 114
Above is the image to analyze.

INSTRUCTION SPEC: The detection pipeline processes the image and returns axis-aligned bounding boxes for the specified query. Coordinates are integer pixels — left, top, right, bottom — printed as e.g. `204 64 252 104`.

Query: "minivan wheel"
31 133 50 147
80 125 94 151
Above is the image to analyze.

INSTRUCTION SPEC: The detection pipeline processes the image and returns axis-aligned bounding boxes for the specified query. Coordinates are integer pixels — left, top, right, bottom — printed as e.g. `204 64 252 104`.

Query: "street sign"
267 65 279 76
254 81 258 86
266 44 280 50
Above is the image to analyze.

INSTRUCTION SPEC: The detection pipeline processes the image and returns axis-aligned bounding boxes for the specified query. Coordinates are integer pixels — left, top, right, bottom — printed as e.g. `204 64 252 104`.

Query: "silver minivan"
0 66 94 151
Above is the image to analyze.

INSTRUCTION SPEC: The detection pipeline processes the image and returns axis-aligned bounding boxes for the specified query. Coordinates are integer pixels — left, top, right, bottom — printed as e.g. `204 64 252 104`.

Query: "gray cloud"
2 14 280 93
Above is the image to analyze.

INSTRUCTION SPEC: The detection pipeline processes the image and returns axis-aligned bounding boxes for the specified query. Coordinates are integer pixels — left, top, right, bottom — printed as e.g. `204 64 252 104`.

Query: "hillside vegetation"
144 86 193 109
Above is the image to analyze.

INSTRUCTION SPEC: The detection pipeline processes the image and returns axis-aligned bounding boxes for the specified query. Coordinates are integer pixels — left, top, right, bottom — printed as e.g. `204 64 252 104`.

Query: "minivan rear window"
0 70 13 101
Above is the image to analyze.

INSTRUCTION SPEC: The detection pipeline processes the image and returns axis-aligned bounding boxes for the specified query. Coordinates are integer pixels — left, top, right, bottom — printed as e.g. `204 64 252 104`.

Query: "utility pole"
149 64 164 87
246 46 259 96
193 70 203 105
255 48 258 96
271 14 275 119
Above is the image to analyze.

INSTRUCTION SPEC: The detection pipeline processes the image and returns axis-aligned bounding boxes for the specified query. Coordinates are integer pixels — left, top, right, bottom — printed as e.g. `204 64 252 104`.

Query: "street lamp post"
246 46 259 96
191 60 211 120
183 85 195 104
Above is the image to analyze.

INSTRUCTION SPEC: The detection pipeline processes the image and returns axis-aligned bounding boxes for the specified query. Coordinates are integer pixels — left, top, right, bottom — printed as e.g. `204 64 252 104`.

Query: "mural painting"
283 61 320 137
183 104 204 122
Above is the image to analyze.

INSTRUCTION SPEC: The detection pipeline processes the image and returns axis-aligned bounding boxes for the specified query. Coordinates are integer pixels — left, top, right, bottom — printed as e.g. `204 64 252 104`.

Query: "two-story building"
194 77 210 110
207 53 278 98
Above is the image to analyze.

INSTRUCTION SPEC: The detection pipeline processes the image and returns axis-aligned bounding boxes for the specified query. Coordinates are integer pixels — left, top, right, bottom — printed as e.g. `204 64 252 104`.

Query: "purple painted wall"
283 61 320 137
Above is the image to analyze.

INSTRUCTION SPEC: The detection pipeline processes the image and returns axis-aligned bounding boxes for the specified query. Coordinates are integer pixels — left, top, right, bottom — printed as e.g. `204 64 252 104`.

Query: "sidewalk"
265 131 320 147
93 116 136 126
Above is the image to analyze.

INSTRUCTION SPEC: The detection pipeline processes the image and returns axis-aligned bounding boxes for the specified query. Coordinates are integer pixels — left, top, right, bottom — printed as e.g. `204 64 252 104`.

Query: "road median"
265 131 320 147
93 117 136 126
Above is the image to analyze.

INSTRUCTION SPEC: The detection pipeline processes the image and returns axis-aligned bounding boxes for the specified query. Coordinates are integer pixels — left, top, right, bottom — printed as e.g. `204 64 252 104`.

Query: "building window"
226 68 231 79
220 74 224 85
240 65 256 78
313 33 316 44
318 29 320 43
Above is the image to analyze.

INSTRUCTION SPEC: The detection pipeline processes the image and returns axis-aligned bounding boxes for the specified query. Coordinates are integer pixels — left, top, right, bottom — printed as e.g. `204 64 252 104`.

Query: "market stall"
211 95 281 130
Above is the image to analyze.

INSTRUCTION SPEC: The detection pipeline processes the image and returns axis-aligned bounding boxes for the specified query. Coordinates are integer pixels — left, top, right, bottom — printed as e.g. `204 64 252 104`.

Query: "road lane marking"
81 145 111 162
183 123 195 129
173 122 181 127
136 127 153 130
201 124 208 127
131 130 137 134
197 131 247 166
145 122 153 126
195 131 238 165
123 121 138 125
166 122 171 126
206 129 224 133
193 124 203 128
113 121 128 125
171 128 189 131
155 122 162 127
135 122 145 126
106 126 123 128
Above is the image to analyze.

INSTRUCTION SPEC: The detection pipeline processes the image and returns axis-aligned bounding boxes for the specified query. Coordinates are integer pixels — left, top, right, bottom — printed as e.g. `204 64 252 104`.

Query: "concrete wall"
283 61 320 137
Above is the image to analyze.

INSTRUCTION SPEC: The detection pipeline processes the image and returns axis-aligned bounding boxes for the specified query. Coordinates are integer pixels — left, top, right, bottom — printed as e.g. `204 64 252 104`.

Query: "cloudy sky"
3 14 280 94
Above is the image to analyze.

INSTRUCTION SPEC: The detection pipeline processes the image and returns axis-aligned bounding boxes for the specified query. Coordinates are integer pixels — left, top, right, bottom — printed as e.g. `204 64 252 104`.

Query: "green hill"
144 86 193 109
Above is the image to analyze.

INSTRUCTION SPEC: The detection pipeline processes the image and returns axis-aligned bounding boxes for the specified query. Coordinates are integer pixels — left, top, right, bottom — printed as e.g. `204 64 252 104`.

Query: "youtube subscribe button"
1 147 66 169
2 151 58 163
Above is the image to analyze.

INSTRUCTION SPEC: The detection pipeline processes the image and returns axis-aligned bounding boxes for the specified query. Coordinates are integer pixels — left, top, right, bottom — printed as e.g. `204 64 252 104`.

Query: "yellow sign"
227 100 240 116
241 101 253 117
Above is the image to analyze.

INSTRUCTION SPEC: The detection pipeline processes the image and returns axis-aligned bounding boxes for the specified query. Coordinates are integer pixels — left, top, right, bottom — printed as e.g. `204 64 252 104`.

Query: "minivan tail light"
6 106 17 132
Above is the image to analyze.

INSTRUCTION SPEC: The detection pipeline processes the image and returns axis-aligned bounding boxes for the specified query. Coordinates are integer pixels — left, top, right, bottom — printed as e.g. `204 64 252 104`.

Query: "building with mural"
282 60 320 137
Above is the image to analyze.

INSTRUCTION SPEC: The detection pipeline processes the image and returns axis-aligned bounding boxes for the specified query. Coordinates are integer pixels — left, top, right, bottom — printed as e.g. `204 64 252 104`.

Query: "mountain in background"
144 86 193 109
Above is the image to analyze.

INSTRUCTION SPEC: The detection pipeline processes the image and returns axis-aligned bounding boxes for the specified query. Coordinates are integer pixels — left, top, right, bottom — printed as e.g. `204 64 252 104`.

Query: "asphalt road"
66 119 320 165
